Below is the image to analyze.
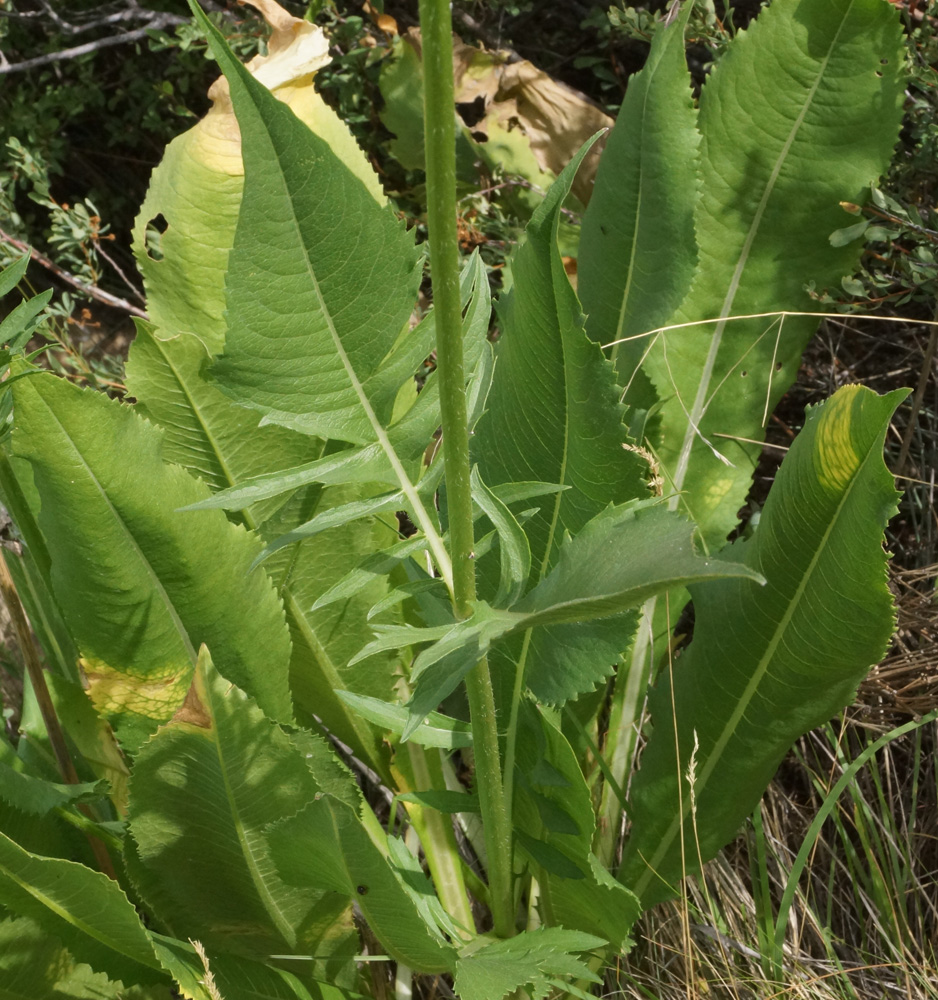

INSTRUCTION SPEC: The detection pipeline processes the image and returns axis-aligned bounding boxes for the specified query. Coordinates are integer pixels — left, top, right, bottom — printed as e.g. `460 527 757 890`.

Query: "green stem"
404 744 475 938
418 0 514 939
464 657 514 938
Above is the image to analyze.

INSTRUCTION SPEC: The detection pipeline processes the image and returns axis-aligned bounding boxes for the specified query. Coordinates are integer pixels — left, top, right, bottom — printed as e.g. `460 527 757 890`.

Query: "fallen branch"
0 11 187 75
0 228 148 320
29 0 156 38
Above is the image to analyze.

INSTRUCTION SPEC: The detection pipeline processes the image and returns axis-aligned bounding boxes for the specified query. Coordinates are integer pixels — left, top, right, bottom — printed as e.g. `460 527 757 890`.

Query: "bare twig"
93 240 146 305
33 0 152 37
0 11 187 75
0 228 148 319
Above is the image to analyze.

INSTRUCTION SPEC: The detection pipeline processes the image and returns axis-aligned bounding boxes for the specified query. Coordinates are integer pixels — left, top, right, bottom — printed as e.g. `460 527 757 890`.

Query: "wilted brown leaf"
404 28 612 204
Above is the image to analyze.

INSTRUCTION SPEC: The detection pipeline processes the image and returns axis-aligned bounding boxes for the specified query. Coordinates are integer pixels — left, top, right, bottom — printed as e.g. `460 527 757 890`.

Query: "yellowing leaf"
814 384 863 493
133 0 383 354
81 656 191 736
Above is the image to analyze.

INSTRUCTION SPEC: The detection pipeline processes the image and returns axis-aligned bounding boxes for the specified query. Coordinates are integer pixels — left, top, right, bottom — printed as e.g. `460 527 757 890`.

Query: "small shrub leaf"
453 927 605 1000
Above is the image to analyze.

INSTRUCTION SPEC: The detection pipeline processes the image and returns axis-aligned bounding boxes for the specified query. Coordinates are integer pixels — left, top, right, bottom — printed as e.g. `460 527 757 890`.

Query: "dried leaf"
400 28 613 204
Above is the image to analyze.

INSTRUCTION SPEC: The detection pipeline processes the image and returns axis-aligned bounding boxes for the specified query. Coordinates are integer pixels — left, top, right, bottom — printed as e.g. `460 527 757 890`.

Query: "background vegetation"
1 1 936 996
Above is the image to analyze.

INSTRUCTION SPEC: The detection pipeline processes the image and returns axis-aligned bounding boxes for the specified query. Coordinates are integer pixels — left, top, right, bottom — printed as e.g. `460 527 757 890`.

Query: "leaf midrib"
633 433 873 899
207 684 297 946
259 127 454 592
38 390 197 665
669 5 849 498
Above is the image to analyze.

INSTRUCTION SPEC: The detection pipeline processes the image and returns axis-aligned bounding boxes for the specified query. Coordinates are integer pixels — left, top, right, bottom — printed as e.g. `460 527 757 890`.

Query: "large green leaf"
0 917 130 1000
642 0 905 547
620 385 907 905
10 370 293 748
512 502 763 629
578 1 699 410
269 795 459 974
180 250 490 520
190 5 419 444
0 832 163 986
387 502 762 730
128 647 358 965
126 324 398 778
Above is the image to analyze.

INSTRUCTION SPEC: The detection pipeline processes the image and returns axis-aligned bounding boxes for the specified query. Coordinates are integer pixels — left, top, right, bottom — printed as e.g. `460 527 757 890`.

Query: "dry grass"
860 565 938 723
611 709 938 999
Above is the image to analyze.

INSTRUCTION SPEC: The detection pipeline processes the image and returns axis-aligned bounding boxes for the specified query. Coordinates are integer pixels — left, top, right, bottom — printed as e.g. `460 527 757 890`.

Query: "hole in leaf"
741 370 748 377
775 361 783 372
145 214 168 262
456 95 487 128
875 70 883 78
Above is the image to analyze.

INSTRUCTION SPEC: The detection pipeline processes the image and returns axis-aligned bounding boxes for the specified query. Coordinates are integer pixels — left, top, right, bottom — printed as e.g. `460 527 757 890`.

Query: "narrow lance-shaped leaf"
579 0 699 411
643 0 905 548
473 135 648 706
336 692 472 749
512 501 763 628
11 370 293 748
474 137 646 581
397 502 763 734
620 385 907 905
470 466 531 608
